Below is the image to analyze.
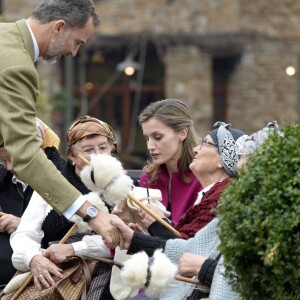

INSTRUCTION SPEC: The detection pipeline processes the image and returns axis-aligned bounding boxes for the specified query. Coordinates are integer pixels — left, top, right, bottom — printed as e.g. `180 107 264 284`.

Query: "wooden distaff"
0 212 6 217
96 257 206 286
78 155 180 237
10 224 78 300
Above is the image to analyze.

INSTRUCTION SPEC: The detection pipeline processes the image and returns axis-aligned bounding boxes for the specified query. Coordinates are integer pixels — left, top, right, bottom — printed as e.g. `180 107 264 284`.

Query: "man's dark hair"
31 0 100 28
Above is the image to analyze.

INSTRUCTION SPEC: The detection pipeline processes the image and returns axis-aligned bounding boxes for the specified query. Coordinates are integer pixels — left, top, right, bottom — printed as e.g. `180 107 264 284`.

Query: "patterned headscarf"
67 115 117 154
235 120 281 156
209 121 245 177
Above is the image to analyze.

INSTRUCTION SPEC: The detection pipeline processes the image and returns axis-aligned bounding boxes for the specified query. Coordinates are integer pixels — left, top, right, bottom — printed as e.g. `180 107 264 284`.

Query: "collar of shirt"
12 175 28 192
25 19 39 62
193 182 216 206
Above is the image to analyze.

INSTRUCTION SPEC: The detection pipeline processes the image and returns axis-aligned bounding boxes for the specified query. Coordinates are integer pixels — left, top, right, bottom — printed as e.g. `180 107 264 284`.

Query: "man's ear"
52 20 66 35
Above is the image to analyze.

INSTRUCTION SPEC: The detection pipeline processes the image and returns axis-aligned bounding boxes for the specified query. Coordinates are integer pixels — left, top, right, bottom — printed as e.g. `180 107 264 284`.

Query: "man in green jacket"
0 0 121 247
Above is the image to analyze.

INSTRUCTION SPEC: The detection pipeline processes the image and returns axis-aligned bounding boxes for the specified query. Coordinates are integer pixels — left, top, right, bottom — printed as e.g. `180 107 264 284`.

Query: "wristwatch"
83 205 98 222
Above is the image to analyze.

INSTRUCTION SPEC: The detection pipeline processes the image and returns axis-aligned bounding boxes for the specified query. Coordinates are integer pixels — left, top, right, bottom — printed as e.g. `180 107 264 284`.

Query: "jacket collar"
16 19 35 63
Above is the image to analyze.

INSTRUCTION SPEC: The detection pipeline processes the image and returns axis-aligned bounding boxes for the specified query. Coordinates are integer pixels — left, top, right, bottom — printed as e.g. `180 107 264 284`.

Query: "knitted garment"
87 262 113 300
209 256 241 300
160 218 241 300
176 178 231 240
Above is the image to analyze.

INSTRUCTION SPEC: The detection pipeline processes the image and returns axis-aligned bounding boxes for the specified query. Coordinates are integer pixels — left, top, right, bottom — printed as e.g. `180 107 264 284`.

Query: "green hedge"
218 124 300 300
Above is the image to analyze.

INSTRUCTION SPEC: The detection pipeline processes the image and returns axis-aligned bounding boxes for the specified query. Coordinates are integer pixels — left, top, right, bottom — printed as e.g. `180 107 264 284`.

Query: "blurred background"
1 0 300 168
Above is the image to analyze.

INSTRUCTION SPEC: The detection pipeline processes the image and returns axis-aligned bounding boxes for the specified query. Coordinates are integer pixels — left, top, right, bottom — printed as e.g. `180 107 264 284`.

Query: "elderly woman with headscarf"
10 115 118 300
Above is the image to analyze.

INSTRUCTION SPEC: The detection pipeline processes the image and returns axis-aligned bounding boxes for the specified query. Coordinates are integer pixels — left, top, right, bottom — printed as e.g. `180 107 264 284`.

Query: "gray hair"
31 0 100 28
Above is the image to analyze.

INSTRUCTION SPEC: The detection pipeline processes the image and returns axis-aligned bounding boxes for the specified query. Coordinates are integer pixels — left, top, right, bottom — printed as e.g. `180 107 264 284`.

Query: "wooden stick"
175 275 206 286
59 223 77 244
0 212 6 217
78 154 90 165
10 274 33 300
10 224 78 300
128 192 180 236
78 155 180 236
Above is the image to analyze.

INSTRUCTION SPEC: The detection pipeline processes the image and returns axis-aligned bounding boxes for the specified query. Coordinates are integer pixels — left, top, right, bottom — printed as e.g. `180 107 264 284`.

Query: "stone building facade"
2 0 300 162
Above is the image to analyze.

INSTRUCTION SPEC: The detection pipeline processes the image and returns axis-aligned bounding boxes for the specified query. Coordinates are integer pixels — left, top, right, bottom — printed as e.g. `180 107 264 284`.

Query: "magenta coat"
140 163 202 226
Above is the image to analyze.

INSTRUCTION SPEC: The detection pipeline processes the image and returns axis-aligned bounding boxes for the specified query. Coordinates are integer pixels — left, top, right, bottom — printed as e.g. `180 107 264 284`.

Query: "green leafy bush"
218 124 300 300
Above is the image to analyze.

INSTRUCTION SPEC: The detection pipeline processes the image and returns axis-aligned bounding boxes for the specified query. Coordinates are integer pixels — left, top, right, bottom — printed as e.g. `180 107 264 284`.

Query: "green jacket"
0 19 80 213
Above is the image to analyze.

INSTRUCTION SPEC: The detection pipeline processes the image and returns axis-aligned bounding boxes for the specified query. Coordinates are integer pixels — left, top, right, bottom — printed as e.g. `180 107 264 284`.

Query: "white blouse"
10 191 111 272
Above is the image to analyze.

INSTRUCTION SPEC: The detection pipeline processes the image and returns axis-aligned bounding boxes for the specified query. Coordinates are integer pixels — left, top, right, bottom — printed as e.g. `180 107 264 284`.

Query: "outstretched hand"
88 210 123 248
108 217 134 250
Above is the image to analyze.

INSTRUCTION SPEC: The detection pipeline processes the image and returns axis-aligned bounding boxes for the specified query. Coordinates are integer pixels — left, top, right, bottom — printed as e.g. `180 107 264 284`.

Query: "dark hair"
31 0 100 28
138 99 199 183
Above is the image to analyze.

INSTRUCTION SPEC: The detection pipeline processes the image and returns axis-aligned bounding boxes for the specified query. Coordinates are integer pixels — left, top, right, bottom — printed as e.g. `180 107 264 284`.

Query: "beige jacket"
0 19 80 213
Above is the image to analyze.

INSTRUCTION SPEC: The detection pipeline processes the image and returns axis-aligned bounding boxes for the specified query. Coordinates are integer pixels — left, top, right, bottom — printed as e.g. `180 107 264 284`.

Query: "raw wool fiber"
145 250 178 298
80 154 133 206
120 251 149 288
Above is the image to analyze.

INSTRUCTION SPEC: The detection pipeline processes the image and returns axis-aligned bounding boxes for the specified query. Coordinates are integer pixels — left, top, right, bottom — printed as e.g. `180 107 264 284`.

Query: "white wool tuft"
80 154 133 206
145 249 178 298
120 252 149 288
70 192 108 233
102 174 133 206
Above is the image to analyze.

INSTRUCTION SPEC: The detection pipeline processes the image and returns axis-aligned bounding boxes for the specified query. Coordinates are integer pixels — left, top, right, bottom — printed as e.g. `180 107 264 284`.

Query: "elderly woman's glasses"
198 139 217 150
72 145 111 156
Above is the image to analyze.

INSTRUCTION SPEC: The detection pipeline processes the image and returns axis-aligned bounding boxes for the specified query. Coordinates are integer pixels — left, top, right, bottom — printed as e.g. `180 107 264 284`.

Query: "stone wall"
2 0 300 135
96 0 240 35
228 37 299 133
164 45 213 137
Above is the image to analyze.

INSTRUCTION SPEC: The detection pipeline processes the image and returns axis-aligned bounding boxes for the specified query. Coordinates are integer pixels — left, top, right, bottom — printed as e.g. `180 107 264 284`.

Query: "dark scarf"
176 178 231 240
41 161 91 248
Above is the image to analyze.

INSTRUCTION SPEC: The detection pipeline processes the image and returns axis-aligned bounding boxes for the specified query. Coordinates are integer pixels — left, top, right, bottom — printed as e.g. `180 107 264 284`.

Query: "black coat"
0 167 33 286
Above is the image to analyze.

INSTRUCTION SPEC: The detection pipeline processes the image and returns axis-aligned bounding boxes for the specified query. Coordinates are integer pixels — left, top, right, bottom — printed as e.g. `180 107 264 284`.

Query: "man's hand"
43 244 74 264
30 254 63 290
88 210 122 248
178 253 206 278
0 214 21 234
109 217 134 250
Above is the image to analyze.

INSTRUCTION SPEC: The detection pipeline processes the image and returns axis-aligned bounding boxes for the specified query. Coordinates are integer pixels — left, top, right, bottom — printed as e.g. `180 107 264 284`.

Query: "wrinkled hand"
133 204 164 229
108 217 134 250
112 207 132 224
30 254 63 290
43 244 75 264
88 211 123 248
178 253 206 278
0 214 21 234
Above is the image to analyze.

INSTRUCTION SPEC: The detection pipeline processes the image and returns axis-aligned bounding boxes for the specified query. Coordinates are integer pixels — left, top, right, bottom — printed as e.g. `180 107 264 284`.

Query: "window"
212 56 239 123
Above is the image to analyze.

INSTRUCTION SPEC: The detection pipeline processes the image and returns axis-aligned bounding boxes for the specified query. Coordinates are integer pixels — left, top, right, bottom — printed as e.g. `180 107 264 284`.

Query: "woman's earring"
72 161 75 166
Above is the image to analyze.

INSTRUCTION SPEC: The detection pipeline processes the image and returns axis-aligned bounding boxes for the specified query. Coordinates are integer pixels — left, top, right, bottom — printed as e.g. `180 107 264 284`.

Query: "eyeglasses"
198 139 217 150
72 145 111 156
